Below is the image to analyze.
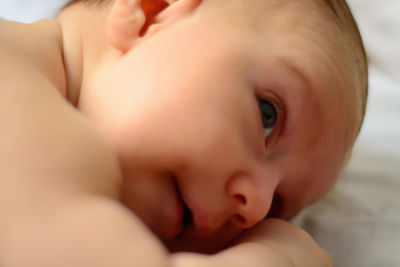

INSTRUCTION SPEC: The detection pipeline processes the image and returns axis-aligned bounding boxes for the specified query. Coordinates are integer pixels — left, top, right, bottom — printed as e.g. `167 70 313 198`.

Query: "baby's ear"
107 0 201 53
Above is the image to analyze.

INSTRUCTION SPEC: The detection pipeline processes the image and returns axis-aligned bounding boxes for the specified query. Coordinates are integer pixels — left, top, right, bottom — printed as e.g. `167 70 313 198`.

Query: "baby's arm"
0 52 169 266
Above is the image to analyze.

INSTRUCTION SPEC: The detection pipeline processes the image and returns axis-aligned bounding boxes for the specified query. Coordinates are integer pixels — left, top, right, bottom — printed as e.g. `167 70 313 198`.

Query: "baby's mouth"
176 188 215 239
170 177 195 239
172 177 216 240
182 200 194 227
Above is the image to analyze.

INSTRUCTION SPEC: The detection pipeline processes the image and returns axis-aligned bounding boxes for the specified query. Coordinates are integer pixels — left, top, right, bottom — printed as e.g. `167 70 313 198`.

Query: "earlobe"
107 0 147 53
107 0 201 53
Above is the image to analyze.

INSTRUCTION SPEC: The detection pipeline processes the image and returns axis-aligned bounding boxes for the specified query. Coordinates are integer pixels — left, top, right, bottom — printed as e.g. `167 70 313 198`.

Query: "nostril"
234 194 247 206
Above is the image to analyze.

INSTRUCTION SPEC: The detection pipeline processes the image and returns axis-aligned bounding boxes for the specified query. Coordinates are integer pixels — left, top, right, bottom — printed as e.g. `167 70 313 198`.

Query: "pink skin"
75 1 359 251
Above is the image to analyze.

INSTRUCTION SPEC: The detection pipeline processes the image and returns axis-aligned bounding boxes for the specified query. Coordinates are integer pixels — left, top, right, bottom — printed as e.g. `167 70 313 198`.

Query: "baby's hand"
172 219 333 267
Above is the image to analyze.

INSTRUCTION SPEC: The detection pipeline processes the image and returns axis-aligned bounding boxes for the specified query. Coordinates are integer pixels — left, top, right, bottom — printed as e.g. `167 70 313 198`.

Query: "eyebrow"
278 58 324 148
282 58 322 115
280 59 313 97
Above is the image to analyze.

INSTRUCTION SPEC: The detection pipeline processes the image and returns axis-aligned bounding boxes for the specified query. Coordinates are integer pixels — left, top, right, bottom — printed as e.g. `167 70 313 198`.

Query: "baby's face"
80 0 360 249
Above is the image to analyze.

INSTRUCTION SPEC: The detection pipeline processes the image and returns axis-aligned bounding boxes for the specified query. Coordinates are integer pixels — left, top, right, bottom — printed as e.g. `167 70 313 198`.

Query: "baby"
0 0 367 265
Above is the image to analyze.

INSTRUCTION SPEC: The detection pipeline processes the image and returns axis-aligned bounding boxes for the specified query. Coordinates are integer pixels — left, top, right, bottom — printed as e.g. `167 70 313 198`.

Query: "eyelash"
257 95 284 146
259 99 277 130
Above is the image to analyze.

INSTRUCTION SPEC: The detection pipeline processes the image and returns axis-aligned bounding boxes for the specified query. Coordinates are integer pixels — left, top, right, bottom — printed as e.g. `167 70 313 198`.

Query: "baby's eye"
258 99 277 138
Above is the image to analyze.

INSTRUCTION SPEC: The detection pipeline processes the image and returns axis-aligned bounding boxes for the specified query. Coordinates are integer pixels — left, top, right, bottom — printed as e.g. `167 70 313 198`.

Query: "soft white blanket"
1 1 399 266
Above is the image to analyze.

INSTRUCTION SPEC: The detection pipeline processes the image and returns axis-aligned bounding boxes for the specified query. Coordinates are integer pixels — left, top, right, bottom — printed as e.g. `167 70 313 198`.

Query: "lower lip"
163 197 184 241
179 192 213 238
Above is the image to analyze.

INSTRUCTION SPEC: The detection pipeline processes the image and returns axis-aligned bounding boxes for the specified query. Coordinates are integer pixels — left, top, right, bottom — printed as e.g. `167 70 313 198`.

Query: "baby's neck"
57 4 111 107
0 6 111 108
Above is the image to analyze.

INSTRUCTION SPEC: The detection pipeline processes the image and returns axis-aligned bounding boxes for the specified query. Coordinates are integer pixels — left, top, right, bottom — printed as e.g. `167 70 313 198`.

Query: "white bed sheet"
1 1 399 266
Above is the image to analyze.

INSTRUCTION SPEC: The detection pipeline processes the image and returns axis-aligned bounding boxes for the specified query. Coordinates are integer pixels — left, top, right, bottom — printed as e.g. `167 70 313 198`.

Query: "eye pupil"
258 99 277 129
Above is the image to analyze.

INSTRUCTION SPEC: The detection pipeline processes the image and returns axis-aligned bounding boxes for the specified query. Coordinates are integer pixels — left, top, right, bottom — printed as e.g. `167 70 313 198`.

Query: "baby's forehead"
200 1 364 151
214 1 360 138
211 0 342 49
215 0 329 22
220 1 343 57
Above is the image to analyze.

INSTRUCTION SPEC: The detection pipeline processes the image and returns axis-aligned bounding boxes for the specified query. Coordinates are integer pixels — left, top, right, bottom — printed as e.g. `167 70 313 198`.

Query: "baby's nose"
226 173 275 229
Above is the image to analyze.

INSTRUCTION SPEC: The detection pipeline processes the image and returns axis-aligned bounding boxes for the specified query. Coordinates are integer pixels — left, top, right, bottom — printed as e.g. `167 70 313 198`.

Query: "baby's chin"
165 223 243 254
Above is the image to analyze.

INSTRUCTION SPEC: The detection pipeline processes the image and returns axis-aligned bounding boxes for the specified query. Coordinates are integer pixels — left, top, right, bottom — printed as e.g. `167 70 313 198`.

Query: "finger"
232 219 334 267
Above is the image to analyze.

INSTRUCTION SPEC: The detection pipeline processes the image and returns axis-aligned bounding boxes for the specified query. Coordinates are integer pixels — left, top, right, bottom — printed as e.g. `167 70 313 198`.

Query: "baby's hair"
314 0 368 136
62 0 368 135
63 0 111 9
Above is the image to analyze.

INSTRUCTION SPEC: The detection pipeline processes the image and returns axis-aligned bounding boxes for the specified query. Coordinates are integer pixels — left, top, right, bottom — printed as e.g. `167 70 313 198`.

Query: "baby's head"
59 0 367 250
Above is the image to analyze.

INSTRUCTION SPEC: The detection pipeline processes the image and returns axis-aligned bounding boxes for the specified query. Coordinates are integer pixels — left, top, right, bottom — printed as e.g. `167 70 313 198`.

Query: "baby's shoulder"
0 18 67 97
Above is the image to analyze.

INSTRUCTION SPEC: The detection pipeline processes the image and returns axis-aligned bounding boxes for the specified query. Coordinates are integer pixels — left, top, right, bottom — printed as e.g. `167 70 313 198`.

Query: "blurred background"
0 0 399 266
